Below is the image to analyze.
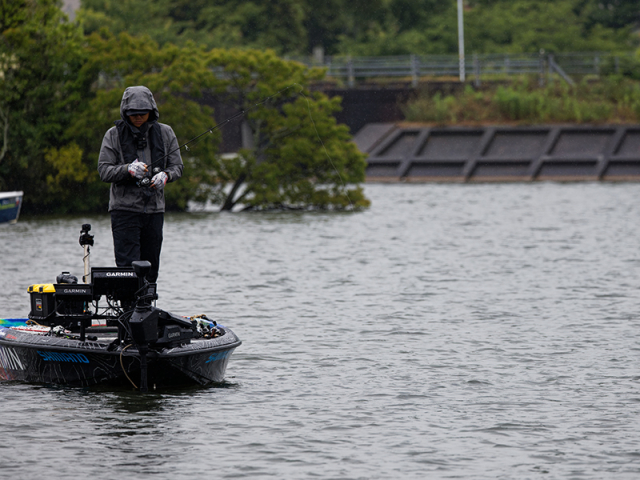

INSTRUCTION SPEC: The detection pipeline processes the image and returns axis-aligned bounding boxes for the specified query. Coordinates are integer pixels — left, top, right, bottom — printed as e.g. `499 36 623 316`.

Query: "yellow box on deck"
27 284 56 293
27 284 56 320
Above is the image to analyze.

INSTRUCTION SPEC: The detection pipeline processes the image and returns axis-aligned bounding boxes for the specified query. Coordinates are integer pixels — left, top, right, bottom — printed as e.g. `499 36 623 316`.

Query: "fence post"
474 53 481 88
595 54 600 77
539 50 546 87
549 54 575 86
312 46 324 65
411 54 419 87
457 0 465 82
347 56 355 88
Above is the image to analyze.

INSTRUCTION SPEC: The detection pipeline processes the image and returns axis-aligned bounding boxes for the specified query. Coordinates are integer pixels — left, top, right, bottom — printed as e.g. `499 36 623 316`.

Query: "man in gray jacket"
98 86 183 283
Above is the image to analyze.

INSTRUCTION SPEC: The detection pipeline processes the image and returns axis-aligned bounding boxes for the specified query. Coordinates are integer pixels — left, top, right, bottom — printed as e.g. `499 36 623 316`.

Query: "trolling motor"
127 261 196 392
128 261 194 349
128 261 155 392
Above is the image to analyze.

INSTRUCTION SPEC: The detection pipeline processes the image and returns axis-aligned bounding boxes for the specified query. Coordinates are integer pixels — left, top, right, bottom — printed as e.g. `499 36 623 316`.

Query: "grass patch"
402 76 640 125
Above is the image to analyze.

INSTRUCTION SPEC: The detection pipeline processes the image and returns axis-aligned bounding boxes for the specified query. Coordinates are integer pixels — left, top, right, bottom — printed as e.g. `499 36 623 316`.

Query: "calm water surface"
1 183 639 479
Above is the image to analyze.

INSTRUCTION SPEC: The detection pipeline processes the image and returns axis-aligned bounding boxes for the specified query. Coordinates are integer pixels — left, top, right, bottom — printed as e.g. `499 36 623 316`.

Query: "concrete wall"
355 123 640 182
208 84 417 153
318 86 414 133
200 85 640 184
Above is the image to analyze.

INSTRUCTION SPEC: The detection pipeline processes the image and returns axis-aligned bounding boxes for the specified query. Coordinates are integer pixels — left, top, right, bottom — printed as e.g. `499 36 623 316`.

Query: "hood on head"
120 86 160 123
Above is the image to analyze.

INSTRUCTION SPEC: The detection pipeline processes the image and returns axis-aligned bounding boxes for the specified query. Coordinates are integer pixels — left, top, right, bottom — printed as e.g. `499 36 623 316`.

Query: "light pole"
458 0 465 82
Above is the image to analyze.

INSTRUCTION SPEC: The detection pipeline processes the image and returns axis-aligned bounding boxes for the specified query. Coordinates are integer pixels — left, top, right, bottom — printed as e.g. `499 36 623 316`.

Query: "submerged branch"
221 173 247 211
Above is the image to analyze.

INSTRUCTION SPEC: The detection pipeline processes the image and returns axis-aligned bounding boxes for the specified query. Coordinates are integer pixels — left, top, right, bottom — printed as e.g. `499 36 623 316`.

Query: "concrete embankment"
207 83 640 183
355 123 640 183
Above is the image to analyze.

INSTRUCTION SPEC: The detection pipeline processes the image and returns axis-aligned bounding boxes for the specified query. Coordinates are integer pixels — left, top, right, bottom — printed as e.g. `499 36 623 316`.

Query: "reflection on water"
1 183 640 479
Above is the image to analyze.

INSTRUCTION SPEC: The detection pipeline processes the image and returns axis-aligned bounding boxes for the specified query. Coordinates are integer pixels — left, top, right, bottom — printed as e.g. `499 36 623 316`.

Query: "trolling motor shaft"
79 224 94 284
128 260 156 393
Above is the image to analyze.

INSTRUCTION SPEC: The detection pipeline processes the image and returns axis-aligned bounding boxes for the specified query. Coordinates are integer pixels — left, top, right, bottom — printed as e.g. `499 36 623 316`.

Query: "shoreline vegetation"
402 76 640 126
5 0 640 214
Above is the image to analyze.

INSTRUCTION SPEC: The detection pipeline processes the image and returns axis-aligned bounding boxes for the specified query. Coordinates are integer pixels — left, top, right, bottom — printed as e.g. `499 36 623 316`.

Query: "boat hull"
0 191 23 224
0 325 241 388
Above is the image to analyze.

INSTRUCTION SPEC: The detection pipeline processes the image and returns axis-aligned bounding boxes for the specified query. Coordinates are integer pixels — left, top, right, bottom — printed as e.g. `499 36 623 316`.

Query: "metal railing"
294 52 637 87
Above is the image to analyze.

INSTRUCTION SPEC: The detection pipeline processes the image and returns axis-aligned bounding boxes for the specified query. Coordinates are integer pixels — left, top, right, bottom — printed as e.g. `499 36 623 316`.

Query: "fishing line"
148 84 301 171
149 82 355 209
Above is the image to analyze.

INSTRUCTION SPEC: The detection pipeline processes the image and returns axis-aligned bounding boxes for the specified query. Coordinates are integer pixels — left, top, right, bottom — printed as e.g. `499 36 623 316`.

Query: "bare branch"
0 106 8 164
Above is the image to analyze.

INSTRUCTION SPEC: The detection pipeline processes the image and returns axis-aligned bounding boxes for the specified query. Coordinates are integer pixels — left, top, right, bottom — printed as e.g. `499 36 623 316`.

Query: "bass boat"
0 224 241 391
0 191 23 224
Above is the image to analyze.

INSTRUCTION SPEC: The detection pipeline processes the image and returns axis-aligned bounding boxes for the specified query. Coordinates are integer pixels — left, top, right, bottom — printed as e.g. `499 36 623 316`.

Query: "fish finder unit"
91 267 141 304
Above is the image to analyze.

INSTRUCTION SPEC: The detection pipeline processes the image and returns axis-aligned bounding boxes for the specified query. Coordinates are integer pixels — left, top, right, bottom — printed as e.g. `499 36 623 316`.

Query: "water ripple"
2 183 640 479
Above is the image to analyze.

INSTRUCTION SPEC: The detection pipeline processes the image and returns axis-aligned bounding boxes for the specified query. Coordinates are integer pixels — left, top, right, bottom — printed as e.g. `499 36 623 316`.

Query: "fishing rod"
140 84 302 183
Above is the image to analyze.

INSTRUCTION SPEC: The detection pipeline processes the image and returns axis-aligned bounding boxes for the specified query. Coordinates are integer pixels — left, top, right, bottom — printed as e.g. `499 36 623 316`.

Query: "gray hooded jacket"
98 86 183 213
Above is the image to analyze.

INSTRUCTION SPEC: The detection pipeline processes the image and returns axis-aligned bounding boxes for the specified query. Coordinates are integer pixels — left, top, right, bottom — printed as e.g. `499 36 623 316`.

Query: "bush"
402 77 640 125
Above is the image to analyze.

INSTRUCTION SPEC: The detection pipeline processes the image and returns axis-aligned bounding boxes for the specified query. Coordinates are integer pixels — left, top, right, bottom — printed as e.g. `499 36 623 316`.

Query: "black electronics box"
53 283 93 318
91 266 140 303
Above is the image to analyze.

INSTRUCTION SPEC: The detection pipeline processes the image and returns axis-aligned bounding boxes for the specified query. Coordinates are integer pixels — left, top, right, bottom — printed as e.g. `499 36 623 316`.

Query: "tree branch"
0 106 8 165
221 172 247 211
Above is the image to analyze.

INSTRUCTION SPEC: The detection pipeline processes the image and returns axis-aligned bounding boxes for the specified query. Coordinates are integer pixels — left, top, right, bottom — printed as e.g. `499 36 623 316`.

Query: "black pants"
111 210 164 283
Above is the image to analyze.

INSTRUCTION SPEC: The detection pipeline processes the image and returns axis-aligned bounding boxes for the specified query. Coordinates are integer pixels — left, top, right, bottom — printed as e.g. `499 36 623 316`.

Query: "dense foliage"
201 49 369 211
4 0 640 214
66 32 225 213
0 0 87 211
0 1 369 214
402 77 640 125
77 0 639 56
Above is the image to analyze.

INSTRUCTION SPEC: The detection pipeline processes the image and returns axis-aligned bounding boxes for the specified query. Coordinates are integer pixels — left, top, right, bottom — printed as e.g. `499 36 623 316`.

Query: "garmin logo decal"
106 272 136 277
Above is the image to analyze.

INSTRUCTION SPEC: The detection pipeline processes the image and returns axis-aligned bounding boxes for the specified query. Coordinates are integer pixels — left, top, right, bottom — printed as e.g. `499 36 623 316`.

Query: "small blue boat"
0 191 23 224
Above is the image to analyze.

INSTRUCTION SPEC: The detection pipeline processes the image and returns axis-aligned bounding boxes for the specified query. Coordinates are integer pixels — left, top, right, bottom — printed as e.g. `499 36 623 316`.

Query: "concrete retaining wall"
354 123 640 182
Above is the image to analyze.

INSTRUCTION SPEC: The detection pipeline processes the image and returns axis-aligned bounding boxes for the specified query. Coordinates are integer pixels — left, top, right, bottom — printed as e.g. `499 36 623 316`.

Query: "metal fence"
295 52 637 87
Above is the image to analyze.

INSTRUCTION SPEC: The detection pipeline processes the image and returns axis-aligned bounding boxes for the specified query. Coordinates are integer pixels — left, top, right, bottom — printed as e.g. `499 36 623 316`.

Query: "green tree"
77 0 185 47
203 49 369 211
65 31 225 211
0 0 86 212
75 0 639 57
304 0 349 54
335 0 458 55
79 0 308 54
197 0 307 54
464 0 632 53
62 36 367 212
585 0 640 30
